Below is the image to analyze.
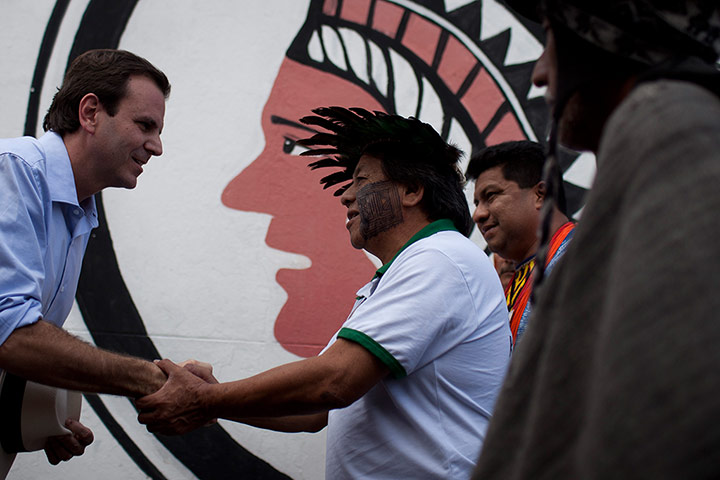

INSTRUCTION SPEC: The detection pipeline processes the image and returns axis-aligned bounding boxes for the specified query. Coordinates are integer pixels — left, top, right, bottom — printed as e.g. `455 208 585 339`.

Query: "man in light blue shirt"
0 49 170 472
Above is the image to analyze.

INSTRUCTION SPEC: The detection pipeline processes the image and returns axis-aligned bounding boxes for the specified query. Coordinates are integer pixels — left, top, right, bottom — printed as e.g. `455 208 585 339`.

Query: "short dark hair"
466 140 545 188
43 49 171 136
299 107 474 236
466 140 568 214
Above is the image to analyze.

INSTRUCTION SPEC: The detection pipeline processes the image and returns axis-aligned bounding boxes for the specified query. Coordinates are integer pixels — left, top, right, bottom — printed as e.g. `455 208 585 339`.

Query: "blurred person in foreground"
473 1 720 478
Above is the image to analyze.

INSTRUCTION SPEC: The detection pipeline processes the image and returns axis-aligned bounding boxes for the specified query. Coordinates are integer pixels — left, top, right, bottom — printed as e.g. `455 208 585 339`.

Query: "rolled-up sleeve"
0 153 48 345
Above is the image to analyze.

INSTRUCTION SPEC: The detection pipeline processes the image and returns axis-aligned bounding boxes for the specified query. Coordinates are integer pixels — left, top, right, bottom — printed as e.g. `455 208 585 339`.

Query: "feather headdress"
298 106 461 196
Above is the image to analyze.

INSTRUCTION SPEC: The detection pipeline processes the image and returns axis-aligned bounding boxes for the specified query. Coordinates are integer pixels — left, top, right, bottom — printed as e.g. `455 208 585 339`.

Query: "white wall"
0 1 594 478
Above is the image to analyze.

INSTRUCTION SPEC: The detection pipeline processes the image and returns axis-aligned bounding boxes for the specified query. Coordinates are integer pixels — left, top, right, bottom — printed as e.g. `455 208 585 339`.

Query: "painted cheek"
356 181 403 240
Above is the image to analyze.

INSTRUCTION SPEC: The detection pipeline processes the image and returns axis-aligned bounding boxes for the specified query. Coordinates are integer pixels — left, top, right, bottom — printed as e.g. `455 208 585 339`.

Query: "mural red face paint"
219 1 547 359
221 58 380 357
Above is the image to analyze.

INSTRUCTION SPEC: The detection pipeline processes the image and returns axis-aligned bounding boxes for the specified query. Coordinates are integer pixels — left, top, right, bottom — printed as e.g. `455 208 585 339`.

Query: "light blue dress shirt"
0 132 97 345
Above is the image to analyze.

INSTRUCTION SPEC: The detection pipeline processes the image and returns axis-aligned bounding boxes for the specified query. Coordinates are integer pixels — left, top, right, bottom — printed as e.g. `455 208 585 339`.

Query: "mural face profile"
6 1 591 479
220 0 566 362
221 59 380 357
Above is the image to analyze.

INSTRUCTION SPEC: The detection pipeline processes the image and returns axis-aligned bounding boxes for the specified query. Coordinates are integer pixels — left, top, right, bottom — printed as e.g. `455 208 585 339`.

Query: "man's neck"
517 209 570 264
367 214 432 265
63 131 97 203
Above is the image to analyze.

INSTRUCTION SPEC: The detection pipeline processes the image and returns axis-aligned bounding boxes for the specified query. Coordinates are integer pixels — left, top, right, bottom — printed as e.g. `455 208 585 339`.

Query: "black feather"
298 106 461 193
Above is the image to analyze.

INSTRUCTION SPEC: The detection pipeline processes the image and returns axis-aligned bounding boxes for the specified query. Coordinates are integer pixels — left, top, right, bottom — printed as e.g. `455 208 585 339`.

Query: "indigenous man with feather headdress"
137 107 512 479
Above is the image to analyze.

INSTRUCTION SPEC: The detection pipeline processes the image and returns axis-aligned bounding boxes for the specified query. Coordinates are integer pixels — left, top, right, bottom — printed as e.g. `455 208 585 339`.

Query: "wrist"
130 360 167 397
146 361 167 395
200 382 221 420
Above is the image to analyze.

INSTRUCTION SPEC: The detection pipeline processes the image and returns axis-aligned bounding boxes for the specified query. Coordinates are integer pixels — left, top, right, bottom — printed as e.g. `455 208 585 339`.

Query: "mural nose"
221 148 276 213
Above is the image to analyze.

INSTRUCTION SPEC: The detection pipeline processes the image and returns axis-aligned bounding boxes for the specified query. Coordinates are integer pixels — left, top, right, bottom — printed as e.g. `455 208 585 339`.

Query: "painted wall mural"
1 1 594 478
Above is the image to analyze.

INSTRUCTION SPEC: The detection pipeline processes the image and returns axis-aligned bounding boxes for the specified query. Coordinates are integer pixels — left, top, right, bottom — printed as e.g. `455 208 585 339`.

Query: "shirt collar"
39 131 78 206
39 131 98 226
374 219 457 278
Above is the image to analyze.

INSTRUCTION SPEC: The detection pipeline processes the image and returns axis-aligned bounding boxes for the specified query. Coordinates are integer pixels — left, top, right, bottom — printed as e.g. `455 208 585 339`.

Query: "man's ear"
534 181 546 209
78 93 101 134
401 183 424 207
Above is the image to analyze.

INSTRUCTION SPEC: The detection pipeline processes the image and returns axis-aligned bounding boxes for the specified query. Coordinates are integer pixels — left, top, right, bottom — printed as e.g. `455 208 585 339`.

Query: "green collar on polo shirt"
374 219 457 278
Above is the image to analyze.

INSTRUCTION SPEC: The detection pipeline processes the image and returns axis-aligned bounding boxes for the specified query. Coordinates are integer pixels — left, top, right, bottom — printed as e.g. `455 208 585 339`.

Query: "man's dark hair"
466 140 568 215
298 107 474 237
43 49 171 136
466 140 545 188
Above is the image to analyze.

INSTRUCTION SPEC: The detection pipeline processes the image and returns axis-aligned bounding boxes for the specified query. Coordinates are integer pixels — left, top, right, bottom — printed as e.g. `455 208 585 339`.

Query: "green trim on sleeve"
337 328 407 379
375 218 458 277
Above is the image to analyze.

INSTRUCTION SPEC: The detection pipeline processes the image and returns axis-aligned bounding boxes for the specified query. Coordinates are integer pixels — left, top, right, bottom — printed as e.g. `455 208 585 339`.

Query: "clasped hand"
44 418 94 465
136 359 218 435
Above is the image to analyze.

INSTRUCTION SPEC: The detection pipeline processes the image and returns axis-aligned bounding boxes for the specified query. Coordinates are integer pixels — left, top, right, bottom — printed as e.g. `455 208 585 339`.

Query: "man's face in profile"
342 155 404 252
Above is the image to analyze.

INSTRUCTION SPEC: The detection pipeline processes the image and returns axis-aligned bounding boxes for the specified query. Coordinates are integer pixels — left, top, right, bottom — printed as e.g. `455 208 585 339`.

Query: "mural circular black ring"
24 1 588 479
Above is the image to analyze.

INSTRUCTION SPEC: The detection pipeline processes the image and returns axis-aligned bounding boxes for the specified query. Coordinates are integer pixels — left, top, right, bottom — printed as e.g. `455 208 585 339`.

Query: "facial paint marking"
356 180 404 240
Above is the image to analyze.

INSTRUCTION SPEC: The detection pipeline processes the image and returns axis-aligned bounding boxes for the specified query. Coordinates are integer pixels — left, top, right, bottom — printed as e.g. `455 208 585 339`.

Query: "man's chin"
483 235 501 255
119 176 140 190
487 245 515 264
349 235 365 250
556 93 607 153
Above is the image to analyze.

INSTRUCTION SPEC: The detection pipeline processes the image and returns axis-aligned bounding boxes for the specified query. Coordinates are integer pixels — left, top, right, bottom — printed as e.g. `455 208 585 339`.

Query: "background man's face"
472 164 542 262
493 254 517 289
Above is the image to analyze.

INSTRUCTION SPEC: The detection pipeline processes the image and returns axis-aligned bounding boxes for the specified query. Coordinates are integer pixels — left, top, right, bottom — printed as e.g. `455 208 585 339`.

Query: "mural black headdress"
287 0 547 161
298 106 462 196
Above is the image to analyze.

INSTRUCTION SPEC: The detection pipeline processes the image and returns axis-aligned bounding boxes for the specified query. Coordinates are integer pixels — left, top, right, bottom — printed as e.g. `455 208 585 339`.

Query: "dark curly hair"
299 107 473 236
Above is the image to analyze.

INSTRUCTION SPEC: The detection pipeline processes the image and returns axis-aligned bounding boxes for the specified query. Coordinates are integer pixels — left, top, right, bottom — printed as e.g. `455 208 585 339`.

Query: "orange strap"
505 221 575 341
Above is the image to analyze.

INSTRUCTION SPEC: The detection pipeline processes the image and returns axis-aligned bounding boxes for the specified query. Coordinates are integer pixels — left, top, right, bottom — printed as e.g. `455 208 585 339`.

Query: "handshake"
27 358 218 468
136 358 220 435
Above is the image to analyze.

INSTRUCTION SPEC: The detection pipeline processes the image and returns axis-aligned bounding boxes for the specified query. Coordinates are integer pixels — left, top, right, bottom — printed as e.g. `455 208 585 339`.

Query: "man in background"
466 140 573 343
474 1 720 478
492 254 516 290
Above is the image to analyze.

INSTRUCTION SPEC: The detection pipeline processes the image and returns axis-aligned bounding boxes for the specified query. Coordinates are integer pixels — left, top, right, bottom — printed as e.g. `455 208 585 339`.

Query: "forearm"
205 355 351 420
237 412 328 433
137 339 388 435
203 340 388 420
0 320 165 397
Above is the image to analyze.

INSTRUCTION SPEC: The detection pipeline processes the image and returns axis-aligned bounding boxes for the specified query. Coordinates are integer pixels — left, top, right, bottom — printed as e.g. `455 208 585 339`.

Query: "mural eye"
283 137 309 155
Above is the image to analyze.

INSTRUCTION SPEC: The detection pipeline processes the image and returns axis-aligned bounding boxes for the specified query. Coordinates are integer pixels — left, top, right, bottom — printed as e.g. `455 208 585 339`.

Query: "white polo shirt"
324 219 512 479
